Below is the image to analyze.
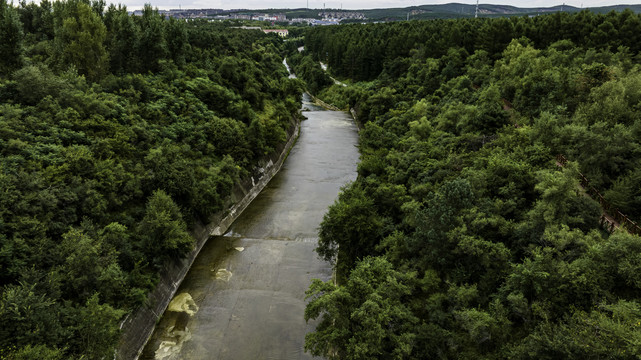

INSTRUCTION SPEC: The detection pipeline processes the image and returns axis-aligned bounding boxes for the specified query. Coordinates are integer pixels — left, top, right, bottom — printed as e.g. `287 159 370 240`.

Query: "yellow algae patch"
167 292 199 316
213 268 232 281
155 340 177 359
154 327 192 360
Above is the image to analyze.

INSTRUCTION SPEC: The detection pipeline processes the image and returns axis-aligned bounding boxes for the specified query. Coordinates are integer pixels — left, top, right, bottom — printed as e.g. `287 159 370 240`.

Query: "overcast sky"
118 0 641 11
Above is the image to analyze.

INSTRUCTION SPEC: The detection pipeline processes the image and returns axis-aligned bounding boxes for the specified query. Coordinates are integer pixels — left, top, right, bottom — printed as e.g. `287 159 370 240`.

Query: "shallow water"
141 94 359 360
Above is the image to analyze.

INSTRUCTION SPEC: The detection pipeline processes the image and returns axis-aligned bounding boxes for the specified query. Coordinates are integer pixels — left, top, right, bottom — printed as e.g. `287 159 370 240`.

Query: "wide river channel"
141 94 360 359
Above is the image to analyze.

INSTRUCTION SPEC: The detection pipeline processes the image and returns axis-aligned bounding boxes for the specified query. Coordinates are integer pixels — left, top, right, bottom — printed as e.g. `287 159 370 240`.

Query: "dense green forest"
0 0 301 358
299 10 641 359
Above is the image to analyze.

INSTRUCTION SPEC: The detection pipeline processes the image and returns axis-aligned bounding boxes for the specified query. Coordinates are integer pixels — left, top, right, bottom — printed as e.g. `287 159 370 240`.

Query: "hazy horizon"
116 0 641 12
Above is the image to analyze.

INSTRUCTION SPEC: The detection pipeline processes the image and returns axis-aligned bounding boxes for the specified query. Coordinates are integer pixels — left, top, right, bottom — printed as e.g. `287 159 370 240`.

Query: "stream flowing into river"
141 94 360 359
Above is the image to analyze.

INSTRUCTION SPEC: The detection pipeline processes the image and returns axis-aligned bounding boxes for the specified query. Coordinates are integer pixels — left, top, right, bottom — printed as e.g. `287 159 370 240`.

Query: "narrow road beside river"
141 94 360 360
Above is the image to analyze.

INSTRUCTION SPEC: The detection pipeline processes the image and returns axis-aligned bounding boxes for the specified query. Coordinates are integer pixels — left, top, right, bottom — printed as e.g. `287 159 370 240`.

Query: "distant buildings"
211 12 287 22
279 16 350 26
253 13 287 22
231 14 252 20
237 26 289 37
131 8 224 18
318 11 366 20
130 8 286 22
212 13 251 20
289 18 315 25
263 29 289 37
129 8 365 26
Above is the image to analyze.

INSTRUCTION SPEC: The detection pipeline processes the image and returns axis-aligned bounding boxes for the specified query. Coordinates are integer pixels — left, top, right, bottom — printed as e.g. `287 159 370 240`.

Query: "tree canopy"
0 2 302 358
299 9 641 359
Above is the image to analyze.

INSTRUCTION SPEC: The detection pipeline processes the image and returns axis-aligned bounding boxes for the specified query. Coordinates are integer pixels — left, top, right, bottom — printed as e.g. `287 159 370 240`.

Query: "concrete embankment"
305 91 342 111
116 118 300 360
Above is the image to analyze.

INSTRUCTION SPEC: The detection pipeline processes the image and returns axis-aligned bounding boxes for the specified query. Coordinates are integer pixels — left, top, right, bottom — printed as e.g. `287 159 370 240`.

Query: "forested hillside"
0 1 301 358
301 10 641 359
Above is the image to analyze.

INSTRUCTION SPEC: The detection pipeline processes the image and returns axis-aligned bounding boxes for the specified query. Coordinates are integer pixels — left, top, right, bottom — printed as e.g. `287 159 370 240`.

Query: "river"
141 94 360 360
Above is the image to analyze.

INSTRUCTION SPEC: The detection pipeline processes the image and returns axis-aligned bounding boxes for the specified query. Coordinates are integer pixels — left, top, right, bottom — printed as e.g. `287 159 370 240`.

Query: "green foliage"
305 257 418 359
287 52 333 94
104 4 139 74
165 17 188 67
54 0 108 81
304 10 641 359
0 282 65 350
138 190 194 267
12 65 71 105
0 7 299 358
73 294 125 359
318 183 386 282
1 344 66 360
137 4 167 73
0 0 23 75
509 300 641 359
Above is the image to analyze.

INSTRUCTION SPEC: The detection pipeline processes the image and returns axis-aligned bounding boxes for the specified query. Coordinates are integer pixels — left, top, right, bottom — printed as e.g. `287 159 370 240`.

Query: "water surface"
142 94 359 360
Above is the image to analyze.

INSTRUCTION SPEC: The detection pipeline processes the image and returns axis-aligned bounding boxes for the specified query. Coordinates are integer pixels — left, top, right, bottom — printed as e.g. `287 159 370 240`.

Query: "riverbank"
117 117 301 360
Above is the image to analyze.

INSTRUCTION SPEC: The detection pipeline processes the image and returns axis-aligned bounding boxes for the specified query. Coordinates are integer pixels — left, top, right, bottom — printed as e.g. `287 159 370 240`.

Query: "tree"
301 13 641 360
3 344 65 360
407 178 475 273
73 293 125 359
0 282 65 349
317 184 384 282
58 228 115 301
509 301 641 359
55 0 108 81
136 4 167 73
519 162 601 243
105 4 139 74
12 65 71 106
165 16 187 67
18 0 54 41
0 0 23 75
137 190 194 267
305 257 418 359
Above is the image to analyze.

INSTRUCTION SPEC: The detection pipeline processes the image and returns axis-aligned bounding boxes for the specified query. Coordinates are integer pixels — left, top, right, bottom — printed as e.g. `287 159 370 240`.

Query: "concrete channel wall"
116 118 301 360
306 92 342 111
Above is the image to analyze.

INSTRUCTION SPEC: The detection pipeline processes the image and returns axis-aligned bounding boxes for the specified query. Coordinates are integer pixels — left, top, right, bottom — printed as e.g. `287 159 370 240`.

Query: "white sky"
110 0 641 11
